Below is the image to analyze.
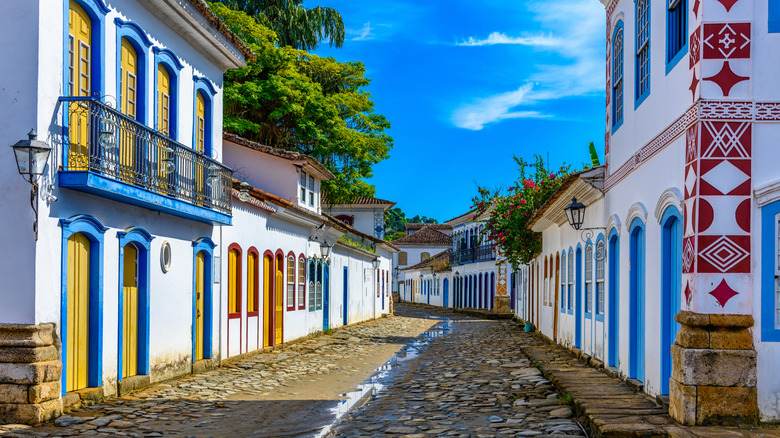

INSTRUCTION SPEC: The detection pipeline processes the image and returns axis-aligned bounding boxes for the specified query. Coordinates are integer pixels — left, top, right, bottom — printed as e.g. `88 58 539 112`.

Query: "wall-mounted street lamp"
372 257 381 269
11 129 52 241
563 196 605 261
237 181 252 202
320 241 332 259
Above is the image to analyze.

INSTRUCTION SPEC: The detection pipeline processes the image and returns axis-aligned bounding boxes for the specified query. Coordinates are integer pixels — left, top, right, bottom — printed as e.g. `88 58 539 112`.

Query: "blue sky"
305 0 607 222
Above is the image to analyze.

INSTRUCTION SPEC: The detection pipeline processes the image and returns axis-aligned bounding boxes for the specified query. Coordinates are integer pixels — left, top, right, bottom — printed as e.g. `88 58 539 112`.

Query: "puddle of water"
314 319 452 437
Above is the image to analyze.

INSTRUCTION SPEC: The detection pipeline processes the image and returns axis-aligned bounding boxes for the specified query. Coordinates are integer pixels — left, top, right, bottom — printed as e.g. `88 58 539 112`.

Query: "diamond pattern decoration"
683 237 696 273
701 122 750 158
709 278 739 307
690 26 701 68
685 165 697 197
684 281 693 305
699 236 749 273
703 23 750 59
692 0 701 18
704 61 749 97
716 0 740 12
690 69 700 101
701 160 749 196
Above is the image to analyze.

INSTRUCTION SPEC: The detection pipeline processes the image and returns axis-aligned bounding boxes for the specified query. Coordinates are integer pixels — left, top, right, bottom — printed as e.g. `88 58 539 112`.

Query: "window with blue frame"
761 201 780 341
585 244 593 315
612 22 624 130
666 0 688 70
636 0 651 105
561 252 567 312
771 0 780 33
596 240 605 315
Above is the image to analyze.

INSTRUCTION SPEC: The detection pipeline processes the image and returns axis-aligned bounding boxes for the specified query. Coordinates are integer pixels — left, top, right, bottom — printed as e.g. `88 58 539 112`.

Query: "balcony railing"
451 245 495 265
59 97 232 219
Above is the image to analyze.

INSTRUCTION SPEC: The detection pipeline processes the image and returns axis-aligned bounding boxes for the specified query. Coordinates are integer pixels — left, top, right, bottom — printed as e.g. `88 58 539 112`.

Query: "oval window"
160 240 172 273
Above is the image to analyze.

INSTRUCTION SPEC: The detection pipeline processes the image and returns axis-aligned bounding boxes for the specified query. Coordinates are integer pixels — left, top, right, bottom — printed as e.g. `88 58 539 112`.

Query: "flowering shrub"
472 154 572 269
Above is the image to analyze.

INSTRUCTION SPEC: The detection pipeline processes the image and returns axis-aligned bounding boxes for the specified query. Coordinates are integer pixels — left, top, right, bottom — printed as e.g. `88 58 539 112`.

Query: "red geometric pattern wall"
683 0 752 313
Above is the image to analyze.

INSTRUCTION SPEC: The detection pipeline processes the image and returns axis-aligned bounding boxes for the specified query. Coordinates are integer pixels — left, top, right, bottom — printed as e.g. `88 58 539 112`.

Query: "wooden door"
195 91 206 203
68 0 91 169
263 255 272 347
275 269 283 345
122 244 139 378
194 252 205 361
66 233 90 392
119 38 138 179
157 65 171 191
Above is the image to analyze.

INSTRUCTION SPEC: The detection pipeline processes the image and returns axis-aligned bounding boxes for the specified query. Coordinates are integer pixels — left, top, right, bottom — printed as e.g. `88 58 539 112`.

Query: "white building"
325 196 396 240
401 249 452 307
392 225 451 302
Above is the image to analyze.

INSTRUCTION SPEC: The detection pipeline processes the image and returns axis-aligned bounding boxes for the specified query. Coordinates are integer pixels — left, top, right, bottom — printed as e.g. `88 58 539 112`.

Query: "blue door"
490 272 495 310
629 219 646 382
381 271 385 311
608 233 620 368
661 210 682 394
443 278 449 307
575 247 583 349
342 267 348 326
427 279 430 304
510 272 516 310
323 263 330 330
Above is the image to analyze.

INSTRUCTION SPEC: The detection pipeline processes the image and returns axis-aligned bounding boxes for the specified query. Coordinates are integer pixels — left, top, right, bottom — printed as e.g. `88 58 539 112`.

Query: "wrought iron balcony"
58 97 232 224
451 245 495 265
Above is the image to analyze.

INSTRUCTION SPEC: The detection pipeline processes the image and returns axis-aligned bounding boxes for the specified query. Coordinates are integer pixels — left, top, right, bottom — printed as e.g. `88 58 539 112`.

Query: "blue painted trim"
58 171 231 225
585 239 593 317
595 233 606 317
629 217 646 382
490 272 495 310
612 20 624 133
575 245 583 349
115 18 151 125
660 206 682 394
762 200 780 341
63 0 108 98
116 227 154 379
560 251 567 313
59 214 108 395
153 48 182 141
323 263 330 329
665 0 688 75
192 238 216 362
635 0 651 109
343 266 349 325
770 0 780 33
192 76 216 156
608 229 620 368
567 247 574 314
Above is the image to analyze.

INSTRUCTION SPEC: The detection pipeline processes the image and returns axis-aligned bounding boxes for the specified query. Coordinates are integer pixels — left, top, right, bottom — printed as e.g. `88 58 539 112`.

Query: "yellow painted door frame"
275 265 283 345
66 233 90 392
157 65 172 192
122 243 139 378
195 252 205 361
263 255 271 347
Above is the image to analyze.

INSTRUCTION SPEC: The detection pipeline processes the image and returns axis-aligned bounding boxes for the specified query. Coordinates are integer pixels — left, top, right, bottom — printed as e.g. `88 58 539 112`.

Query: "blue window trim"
660 206 682 394
62 0 109 98
607 228 620 368
612 20 625 133
629 217 646 382
665 0 688 74
153 47 184 141
193 75 217 157
117 227 154 380
59 214 108 395
575 244 583 348
192 237 216 362
115 18 152 125
560 251 567 313
585 239 594 319
762 200 780 341
567 247 574 314
595 233 606 321
635 0 651 108
770 0 780 33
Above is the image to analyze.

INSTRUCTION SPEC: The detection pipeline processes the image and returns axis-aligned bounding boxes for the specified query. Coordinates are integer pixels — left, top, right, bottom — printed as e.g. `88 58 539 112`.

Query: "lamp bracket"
579 227 607 261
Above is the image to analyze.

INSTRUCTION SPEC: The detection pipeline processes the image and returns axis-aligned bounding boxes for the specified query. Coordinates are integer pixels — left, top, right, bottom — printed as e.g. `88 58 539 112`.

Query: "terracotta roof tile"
186 0 255 61
402 249 452 272
393 226 452 246
224 132 334 179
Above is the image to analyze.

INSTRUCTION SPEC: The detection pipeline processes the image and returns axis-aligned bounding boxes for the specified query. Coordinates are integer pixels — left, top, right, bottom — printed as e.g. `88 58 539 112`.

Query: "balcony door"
119 38 138 180
68 1 91 168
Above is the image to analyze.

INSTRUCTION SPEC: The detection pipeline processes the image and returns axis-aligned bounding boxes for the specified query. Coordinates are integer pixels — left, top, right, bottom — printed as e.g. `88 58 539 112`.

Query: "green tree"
212 0 344 50
209 3 392 203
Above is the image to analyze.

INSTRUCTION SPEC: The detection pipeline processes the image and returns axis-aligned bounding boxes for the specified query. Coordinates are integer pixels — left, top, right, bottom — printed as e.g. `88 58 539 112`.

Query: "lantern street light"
563 196 586 230
11 129 52 240
320 241 332 259
372 257 381 269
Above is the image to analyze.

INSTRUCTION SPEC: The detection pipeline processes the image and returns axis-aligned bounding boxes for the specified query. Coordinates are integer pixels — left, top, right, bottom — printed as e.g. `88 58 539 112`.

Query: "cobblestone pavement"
332 307 585 438
0 306 439 438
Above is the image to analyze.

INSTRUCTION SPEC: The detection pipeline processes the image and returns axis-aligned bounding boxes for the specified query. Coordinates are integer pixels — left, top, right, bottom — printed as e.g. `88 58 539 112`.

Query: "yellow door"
68 1 91 169
263 256 271 347
66 233 90 392
119 38 137 178
228 249 238 315
122 244 139 378
275 268 283 345
157 65 172 191
247 252 257 313
195 252 205 361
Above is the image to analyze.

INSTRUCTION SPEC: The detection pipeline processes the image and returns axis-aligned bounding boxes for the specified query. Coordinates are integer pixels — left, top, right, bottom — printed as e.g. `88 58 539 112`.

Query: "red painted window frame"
247 247 260 317
286 251 296 311
228 243 242 319
298 253 306 310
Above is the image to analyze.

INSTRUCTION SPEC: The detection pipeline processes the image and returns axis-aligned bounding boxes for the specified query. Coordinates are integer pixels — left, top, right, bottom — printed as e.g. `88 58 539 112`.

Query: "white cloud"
452 84 551 131
456 31 564 48
348 22 375 41
452 0 605 130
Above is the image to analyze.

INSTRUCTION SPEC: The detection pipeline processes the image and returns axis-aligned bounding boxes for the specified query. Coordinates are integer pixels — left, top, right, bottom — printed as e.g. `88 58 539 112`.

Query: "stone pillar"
672 0 757 425
0 324 62 425
669 312 757 425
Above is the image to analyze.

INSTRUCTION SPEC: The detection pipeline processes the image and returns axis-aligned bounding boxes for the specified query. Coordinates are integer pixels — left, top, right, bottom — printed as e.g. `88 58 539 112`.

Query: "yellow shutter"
122 244 139 378
228 249 238 314
275 269 283 344
248 252 257 313
196 91 205 153
66 233 90 392
68 1 91 168
157 65 170 136
119 39 137 178
263 255 271 347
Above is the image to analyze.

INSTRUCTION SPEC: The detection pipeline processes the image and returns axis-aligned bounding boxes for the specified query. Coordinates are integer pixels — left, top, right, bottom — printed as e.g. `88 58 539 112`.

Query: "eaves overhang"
529 166 606 233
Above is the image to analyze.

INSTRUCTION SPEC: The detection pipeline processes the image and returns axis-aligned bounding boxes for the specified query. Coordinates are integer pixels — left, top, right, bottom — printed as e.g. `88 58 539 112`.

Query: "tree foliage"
384 207 439 241
209 3 393 204
472 155 573 268
212 0 344 50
